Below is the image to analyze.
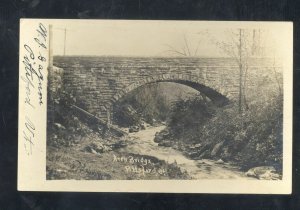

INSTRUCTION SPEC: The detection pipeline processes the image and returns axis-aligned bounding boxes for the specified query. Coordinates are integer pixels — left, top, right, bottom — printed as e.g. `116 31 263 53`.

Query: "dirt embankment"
46 112 190 180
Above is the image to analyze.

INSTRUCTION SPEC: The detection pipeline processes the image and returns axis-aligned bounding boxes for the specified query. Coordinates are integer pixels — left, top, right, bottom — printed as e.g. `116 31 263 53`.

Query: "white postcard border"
18 19 293 194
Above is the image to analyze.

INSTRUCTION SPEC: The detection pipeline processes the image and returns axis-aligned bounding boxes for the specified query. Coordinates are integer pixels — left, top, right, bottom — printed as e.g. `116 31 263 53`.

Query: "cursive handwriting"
21 74 35 109
35 23 47 49
23 116 35 155
21 22 48 155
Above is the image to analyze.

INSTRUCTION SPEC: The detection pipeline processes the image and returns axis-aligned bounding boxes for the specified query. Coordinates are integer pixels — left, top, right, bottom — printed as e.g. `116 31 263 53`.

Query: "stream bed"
120 125 254 179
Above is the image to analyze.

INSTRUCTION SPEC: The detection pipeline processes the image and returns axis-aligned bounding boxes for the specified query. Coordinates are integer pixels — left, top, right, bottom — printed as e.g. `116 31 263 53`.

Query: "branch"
163 44 187 56
194 40 201 56
183 34 191 56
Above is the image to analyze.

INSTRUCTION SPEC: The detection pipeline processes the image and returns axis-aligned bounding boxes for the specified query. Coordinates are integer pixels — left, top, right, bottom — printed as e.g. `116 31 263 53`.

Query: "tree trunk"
238 29 243 114
243 66 249 111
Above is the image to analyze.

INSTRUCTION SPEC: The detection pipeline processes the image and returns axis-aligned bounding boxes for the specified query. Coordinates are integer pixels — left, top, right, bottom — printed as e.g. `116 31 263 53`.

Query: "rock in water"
158 141 172 147
154 130 169 143
154 134 164 143
245 166 281 180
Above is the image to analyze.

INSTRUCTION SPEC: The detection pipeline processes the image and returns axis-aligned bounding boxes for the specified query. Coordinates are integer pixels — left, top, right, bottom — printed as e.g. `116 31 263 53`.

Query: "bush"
167 97 215 142
113 104 141 127
164 92 283 172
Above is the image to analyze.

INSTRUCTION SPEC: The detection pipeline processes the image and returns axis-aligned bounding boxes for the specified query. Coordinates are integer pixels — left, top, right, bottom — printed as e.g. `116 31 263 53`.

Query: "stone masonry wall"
53 56 280 122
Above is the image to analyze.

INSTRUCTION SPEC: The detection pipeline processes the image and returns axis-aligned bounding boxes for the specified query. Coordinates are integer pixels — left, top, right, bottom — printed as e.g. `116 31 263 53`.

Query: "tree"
164 34 201 57
208 29 263 113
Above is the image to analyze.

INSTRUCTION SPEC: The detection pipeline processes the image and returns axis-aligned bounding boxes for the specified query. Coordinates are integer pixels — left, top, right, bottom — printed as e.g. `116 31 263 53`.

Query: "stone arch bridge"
51 56 277 125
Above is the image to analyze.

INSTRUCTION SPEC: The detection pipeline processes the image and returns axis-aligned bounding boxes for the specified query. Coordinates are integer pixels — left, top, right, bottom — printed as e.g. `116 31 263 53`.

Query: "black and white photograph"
18 20 292 193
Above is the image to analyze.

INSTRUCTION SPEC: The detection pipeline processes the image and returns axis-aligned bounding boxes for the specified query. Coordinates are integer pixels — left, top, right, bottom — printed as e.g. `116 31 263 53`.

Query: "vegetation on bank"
113 83 169 127
156 91 283 173
109 68 283 174
46 93 190 180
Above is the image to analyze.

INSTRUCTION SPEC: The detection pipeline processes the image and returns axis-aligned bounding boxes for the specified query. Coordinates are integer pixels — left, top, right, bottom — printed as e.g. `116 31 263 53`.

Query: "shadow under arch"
106 73 230 111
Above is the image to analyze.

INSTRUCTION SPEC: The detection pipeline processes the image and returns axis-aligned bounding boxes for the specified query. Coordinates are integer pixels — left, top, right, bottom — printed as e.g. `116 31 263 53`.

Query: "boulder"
154 130 169 143
215 159 224 164
111 140 127 149
139 121 146 130
189 143 202 149
154 134 164 143
259 170 281 180
83 142 105 154
245 166 281 180
91 148 98 154
129 126 139 133
158 141 172 147
54 123 66 130
187 151 200 158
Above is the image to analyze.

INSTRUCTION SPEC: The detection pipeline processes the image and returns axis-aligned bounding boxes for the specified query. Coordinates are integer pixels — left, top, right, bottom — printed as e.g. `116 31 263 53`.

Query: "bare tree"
163 29 269 113
164 34 201 57
208 29 262 113
271 56 283 96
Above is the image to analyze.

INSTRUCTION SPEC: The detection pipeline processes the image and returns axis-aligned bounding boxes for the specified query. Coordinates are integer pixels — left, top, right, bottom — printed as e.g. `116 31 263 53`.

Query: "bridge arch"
104 73 230 124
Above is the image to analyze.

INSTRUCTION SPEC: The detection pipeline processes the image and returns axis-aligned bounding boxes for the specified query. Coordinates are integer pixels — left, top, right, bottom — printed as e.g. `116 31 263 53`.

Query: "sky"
51 20 292 58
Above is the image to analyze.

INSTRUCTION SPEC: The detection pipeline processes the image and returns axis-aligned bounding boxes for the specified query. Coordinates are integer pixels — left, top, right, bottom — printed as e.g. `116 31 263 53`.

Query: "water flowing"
120 125 254 179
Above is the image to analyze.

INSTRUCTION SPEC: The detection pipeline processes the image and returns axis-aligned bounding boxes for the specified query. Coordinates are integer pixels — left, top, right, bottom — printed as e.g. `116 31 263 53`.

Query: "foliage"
113 104 142 127
47 89 108 148
113 83 170 127
163 92 283 172
234 94 283 171
167 96 215 140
